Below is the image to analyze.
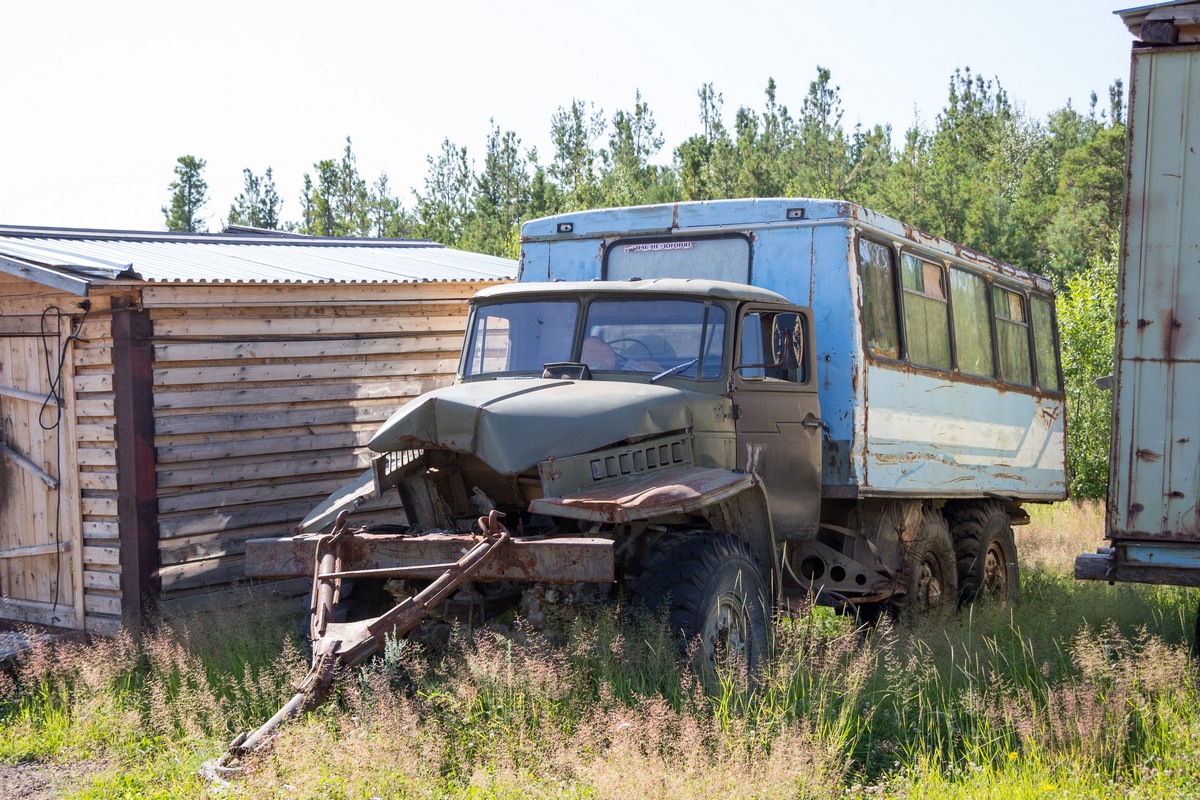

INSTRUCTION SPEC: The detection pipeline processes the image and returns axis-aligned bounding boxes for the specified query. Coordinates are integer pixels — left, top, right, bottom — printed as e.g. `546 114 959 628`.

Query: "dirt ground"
0 760 102 799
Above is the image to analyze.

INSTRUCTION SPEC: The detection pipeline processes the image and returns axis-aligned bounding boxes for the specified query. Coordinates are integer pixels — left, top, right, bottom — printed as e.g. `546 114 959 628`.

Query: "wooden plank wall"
140 280 500 602
73 304 123 635
0 276 121 635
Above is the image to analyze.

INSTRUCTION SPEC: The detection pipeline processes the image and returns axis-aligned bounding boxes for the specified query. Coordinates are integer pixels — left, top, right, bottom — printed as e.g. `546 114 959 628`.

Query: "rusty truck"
220 198 1066 766
1074 4 1200 640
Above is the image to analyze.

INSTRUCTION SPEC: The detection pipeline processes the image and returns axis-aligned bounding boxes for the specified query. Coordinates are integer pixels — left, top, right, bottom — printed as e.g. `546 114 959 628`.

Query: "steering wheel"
606 337 654 360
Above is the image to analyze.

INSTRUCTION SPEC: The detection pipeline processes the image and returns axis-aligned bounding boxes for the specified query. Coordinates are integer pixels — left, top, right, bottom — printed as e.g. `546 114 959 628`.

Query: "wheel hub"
982 542 1007 597
709 593 750 662
915 559 943 606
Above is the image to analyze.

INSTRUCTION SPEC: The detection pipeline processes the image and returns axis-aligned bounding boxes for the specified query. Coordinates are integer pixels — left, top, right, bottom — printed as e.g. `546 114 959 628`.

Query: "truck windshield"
581 299 725 378
462 299 578 377
462 296 726 380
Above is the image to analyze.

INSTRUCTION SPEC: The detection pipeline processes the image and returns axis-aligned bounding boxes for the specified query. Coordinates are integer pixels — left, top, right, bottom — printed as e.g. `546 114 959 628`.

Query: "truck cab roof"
472 277 792 306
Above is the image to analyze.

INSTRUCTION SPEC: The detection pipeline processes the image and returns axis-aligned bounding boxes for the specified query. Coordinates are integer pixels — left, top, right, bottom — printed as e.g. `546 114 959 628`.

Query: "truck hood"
369 378 719 476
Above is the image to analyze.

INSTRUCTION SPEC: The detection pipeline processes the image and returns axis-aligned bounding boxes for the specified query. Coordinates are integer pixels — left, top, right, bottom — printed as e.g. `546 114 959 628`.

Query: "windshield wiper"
650 358 699 383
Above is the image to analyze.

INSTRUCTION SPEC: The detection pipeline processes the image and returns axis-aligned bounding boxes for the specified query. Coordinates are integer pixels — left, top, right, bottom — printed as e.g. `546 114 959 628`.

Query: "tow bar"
201 510 511 781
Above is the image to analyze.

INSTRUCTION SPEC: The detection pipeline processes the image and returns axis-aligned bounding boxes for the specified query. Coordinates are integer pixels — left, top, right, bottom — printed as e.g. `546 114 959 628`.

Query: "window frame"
991 283 1035 388
853 231 1063 397
733 303 815 391
857 234 904 364
897 249 953 371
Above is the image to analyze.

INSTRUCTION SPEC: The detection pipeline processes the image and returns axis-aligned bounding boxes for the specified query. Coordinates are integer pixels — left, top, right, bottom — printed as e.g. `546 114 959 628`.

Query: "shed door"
0 327 80 627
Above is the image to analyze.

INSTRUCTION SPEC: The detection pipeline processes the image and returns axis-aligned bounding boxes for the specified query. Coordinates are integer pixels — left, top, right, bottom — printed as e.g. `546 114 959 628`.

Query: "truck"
221 198 1066 767
1074 3 1200 639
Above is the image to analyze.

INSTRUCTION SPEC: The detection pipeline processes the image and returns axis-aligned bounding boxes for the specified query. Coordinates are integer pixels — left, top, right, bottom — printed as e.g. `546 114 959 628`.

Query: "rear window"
606 235 750 283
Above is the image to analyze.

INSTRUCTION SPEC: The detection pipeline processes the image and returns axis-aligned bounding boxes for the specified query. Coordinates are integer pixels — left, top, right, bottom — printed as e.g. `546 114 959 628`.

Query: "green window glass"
1030 295 1061 391
859 238 899 358
949 268 994 377
901 254 951 370
993 286 1032 385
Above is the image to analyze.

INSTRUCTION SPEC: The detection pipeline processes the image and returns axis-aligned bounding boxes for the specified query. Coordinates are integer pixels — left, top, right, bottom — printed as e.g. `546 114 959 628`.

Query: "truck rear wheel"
900 506 957 613
947 501 1019 605
631 531 770 686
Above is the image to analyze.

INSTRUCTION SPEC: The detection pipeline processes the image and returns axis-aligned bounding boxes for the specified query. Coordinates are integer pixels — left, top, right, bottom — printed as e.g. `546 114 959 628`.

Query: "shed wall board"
147 281 500 602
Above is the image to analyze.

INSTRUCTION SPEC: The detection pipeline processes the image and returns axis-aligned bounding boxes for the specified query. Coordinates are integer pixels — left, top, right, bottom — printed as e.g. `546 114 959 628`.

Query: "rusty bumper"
530 466 756 524
245 532 614 584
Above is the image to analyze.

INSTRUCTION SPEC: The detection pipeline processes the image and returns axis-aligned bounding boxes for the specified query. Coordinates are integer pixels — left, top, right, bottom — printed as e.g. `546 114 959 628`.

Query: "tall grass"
1 502 1197 798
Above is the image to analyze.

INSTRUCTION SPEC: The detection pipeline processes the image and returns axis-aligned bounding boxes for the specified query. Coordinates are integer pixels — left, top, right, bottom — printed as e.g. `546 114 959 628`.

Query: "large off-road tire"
631 531 770 686
899 506 958 614
946 501 1019 605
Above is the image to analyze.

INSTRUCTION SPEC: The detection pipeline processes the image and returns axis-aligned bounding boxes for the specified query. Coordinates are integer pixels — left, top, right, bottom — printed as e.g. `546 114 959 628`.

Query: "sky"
0 1 1137 233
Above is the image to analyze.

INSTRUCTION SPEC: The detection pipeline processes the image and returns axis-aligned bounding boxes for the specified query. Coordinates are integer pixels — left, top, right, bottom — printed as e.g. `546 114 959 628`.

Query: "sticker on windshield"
623 241 694 253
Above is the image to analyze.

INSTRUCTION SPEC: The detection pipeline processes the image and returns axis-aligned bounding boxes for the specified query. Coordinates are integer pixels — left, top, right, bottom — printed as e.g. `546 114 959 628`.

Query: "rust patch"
531 467 755 524
1138 318 1154 329
671 204 680 229
1161 311 1183 360
1136 449 1162 462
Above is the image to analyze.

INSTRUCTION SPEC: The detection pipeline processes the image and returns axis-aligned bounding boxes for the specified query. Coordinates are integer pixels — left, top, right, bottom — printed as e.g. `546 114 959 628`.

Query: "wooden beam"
0 384 62 407
112 308 160 631
0 596 76 627
0 440 59 488
0 541 71 560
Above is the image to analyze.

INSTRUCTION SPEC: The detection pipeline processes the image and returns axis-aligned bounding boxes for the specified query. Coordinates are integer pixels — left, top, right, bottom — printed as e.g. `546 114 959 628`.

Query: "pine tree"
163 155 209 233
227 167 282 230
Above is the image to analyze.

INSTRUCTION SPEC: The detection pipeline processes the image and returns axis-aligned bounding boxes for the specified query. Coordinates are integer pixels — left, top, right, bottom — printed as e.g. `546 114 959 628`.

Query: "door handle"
802 416 826 431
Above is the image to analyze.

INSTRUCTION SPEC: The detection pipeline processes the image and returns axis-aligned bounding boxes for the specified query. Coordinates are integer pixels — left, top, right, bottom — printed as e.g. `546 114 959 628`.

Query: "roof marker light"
557 222 574 233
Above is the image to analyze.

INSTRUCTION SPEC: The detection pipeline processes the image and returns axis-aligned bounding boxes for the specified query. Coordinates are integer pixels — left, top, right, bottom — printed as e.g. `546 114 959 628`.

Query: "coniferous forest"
163 67 1123 499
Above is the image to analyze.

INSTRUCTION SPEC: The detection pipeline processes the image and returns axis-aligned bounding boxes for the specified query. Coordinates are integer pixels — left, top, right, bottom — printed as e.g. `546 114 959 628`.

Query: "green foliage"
1058 240 1118 498
226 167 282 230
299 137 411 238
162 155 209 233
412 137 472 246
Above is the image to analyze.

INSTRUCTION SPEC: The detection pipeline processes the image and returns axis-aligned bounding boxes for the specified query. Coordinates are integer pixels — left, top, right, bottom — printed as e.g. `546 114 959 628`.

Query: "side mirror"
771 313 803 371
735 310 805 381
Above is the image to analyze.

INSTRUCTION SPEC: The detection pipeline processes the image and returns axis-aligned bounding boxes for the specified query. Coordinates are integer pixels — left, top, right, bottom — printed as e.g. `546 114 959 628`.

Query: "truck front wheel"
632 531 770 685
947 501 1019 605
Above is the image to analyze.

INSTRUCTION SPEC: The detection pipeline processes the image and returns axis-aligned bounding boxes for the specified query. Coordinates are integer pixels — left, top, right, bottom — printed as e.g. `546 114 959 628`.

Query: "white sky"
0 1 1135 233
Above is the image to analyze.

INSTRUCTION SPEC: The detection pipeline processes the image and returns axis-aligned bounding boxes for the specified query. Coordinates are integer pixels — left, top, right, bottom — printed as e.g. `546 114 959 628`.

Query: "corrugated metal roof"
0 226 516 286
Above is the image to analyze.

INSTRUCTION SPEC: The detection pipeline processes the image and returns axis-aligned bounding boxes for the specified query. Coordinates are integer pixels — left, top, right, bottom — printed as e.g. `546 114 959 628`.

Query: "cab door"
731 305 822 538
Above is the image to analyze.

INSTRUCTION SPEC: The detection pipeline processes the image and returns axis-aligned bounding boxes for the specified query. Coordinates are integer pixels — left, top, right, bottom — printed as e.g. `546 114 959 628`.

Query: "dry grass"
0 501 1196 798
1020 500 1106 572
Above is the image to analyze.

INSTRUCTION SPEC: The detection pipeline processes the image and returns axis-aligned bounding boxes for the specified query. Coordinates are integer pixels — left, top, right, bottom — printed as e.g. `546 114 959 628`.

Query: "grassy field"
1 502 1198 799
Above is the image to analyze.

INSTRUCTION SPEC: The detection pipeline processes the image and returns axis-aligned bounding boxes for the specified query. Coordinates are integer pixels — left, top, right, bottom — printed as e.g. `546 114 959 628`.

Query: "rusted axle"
205 511 516 778
245 530 614 583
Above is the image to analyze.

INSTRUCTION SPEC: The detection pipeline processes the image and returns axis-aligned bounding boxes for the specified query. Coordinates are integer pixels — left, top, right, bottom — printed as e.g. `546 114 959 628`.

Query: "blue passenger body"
520 199 1067 501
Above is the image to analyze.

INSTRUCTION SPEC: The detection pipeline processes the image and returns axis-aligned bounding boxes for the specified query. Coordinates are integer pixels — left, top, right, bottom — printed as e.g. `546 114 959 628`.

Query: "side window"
858 237 899 358
1030 295 1061 392
738 310 804 383
993 287 1032 385
949 268 994 377
901 254 951 370
465 314 511 374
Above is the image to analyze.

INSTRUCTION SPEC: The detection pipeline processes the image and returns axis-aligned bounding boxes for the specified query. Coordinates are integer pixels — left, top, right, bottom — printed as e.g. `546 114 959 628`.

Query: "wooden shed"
0 226 514 635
